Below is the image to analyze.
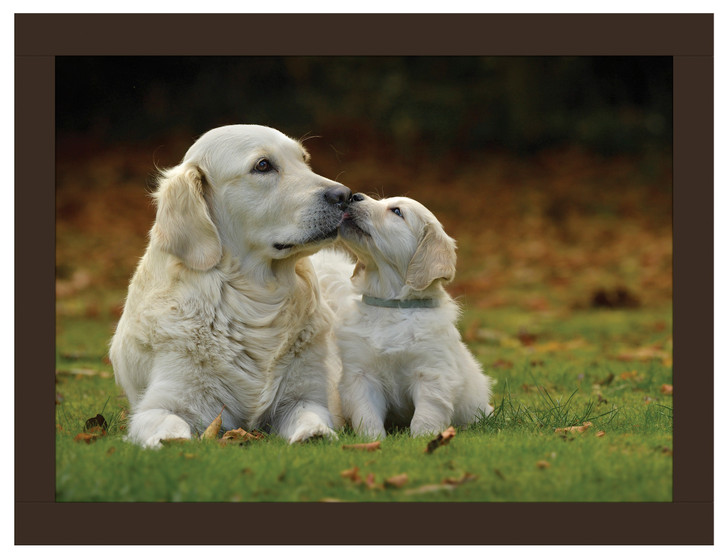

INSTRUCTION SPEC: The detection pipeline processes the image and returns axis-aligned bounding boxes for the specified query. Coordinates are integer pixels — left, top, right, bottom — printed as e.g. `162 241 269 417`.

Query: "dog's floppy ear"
151 164 222 271
405 222 457 291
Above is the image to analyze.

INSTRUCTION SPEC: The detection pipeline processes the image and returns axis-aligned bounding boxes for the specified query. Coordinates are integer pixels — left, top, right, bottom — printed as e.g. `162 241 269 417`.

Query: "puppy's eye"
390 207 404 218
253 158 273 173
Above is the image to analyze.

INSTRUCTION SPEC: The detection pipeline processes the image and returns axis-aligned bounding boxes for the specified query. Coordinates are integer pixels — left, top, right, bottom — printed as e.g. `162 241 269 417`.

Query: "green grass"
54 141 673 503
55 305 672 502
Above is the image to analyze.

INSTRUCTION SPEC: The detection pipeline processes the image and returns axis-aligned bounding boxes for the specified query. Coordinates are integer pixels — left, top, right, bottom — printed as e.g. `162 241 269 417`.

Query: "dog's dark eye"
253 158 273 173
390 207 403 218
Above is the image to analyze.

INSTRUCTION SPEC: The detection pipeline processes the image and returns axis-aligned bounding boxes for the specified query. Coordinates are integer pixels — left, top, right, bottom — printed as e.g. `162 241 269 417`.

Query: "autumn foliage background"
56 57 672 316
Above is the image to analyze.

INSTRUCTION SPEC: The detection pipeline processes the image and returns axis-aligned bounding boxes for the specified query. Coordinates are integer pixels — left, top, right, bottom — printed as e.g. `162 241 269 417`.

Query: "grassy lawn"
55 304 672 502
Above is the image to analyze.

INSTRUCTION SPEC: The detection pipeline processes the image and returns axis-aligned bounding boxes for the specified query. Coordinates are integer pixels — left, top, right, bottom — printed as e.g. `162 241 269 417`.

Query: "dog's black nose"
350 193 365 203
324 184 352 209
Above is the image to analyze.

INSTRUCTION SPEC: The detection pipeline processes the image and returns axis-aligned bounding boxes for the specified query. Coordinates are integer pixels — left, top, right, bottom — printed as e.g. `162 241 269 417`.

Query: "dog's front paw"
288 421 338 444
135 413 193 449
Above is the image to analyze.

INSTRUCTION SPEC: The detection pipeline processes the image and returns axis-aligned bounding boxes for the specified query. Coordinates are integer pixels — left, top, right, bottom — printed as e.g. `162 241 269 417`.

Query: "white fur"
311 194 493 438
110 125 348 448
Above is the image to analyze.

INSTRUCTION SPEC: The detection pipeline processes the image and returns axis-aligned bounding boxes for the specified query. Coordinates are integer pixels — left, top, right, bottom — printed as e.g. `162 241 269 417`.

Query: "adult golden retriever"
110 125 350 447
312 194 493 438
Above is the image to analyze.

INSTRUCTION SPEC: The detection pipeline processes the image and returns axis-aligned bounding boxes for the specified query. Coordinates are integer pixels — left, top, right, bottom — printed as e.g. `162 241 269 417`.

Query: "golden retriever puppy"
110 125 350 447
311 194 494 438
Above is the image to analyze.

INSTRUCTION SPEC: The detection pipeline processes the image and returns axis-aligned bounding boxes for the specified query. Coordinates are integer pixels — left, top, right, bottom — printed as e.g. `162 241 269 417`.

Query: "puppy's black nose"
351 193 365 203
324 184 352 209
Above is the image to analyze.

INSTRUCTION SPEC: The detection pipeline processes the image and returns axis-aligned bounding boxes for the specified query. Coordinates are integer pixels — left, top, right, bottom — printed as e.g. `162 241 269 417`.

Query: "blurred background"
56 56 672 322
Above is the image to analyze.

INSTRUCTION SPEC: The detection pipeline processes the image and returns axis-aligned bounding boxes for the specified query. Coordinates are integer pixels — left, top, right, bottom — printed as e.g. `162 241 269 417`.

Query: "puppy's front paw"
353 423 387 440
410 419 448 438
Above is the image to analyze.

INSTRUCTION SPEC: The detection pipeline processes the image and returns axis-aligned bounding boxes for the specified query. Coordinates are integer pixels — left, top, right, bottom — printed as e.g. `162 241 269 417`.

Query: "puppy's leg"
410 378 455 437
340 372 387 439
453 349 495 426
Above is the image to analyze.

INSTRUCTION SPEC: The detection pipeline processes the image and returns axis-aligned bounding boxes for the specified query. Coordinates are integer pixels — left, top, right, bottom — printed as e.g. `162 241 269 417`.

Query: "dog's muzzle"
324 184 352 210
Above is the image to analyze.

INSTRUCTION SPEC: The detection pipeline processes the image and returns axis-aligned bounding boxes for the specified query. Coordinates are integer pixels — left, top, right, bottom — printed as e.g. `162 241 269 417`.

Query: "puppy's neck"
352 260 444 302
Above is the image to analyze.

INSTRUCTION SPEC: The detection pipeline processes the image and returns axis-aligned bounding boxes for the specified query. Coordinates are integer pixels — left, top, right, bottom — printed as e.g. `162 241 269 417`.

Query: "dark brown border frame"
15 13 713 545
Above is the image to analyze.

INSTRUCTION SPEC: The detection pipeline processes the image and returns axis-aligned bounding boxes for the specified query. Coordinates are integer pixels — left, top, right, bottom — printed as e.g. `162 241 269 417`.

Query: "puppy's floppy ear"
352 260 366 279
151 164 222 271
405 222 457 291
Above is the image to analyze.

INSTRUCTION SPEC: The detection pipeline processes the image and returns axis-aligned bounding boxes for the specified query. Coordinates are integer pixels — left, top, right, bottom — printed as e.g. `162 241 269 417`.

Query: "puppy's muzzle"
324 184 352 210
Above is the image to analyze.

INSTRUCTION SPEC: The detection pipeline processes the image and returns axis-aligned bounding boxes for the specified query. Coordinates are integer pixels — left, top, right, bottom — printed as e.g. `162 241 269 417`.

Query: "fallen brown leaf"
342 441 381 452
200 406 225 440
364 473 379 489
536 460 551 469
425 427 457 454
84 425 106 436
619 370 644 382
84 414 108 432
384 473 409 488
591 287 640 309
517 330 537 346
74 432 100 444
219 428 265 445
660 384 673 395
596 430 606 438
340 467 362 484
554 421 592 435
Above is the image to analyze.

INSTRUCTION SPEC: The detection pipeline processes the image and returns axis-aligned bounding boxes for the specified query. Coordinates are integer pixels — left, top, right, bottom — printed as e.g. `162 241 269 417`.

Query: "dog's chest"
159 276 314 381
218 282 314 370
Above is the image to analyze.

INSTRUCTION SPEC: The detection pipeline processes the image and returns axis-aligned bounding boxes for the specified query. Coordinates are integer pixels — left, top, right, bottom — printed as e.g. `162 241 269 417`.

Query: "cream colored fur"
311 194 493 438
110 125 348 448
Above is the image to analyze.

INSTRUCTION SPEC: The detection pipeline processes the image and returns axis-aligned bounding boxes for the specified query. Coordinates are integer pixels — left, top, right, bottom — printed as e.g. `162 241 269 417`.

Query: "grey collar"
361 294 440 309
